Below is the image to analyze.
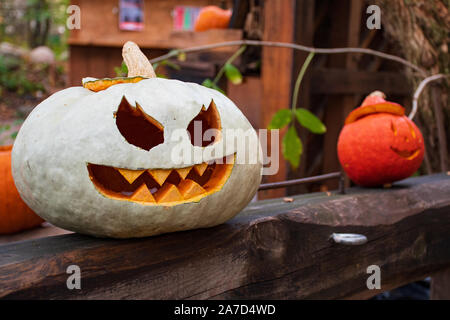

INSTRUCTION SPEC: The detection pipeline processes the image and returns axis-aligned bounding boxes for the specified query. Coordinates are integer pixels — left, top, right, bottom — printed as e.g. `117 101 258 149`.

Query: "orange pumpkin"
337 91 425 187
0 145 44 234
194 6 232 32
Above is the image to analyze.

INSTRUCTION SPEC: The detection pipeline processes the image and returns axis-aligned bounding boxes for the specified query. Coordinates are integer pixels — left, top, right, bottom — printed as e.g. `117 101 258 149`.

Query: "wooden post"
259 0 296 199
288 0 315 195
322 0 364 190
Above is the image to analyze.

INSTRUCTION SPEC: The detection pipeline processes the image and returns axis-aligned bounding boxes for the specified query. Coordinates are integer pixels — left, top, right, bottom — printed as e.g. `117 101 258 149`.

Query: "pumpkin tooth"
148 169 171 186
193 162 208 176
130 184 155 203
154 183 183 203
178 179 206 200
175 166 192 180
117 168 146 184
204 156 235 192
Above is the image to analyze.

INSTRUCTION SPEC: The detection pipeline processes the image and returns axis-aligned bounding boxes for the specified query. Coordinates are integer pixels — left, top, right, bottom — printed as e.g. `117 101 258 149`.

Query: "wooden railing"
1 173 449 299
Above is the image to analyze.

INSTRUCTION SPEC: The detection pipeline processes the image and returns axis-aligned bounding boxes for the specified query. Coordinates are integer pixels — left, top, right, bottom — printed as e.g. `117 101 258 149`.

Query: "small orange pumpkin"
194 6 232 32
337 91 425 187
0 145 44 234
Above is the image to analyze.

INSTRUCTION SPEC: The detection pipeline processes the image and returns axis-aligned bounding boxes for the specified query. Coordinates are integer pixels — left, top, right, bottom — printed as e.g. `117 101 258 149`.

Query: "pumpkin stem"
122 41 156 78
368 90 386 99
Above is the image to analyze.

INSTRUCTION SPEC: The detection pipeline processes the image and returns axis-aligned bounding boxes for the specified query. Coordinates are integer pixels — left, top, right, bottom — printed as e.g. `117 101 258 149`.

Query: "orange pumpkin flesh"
338 93 425 187
0 145 44 234
83 76 146 92
194 6 232 32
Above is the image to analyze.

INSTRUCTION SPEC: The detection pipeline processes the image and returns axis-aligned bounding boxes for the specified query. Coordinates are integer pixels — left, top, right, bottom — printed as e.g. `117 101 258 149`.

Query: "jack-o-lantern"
12 42 262 238
337 91 425 187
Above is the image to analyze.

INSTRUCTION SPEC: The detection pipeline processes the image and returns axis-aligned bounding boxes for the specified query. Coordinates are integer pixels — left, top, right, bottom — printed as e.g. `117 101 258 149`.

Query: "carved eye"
115 97 164 151
187 100 221 147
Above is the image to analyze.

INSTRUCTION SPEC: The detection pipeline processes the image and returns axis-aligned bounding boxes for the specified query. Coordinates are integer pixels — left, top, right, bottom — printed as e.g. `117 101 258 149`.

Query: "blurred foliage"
25 0 51 48
114 62 129 77
0 55 44 96
0 119 24 144
0 0 69 101
0 0 70 59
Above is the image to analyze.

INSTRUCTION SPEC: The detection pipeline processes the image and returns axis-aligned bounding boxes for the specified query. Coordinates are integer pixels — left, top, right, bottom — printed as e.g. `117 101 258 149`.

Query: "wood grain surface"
0 174 449 299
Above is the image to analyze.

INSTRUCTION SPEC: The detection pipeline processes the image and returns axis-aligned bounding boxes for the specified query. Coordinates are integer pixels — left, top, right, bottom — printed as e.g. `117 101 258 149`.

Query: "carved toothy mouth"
87 155 235 206
390 147 421 160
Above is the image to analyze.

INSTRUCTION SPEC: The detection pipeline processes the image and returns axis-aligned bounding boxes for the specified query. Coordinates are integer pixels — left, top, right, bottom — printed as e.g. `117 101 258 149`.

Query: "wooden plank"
310 69 411 95
259 0 295 199
68 45 89 87
68 29 243 50
69 0 240 50
165 60 216 83
0 174 449 300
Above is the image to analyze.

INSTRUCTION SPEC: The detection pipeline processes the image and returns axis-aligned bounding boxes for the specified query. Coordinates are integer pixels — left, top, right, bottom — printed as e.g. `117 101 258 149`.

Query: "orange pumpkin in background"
337 91 425 187
0 145 44 234
194 6 232 32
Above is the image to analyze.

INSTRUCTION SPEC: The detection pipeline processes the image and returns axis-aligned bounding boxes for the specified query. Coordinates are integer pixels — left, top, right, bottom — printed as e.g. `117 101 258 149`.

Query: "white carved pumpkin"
11 42 262 238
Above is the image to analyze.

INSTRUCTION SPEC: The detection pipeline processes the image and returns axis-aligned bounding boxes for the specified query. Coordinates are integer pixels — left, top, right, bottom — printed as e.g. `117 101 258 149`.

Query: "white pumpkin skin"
12 78 262 238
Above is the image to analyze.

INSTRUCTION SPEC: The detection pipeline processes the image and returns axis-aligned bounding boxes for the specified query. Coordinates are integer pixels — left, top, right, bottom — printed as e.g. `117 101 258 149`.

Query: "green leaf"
202 79 225 95
114 61 128 77
177 52 186 62
10 132 18 139
282 126 303 169
295 108 326 134
224 63 243 85
202 79 214 88
267 109 292 130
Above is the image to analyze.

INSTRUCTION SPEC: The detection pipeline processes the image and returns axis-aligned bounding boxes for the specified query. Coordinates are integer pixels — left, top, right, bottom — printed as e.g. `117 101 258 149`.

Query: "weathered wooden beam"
0 174 449 299
311 68 411 95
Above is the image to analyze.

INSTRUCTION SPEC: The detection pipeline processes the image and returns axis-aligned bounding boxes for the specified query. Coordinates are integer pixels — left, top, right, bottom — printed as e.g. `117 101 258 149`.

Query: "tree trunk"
374 0 449 172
